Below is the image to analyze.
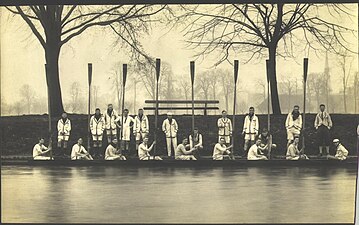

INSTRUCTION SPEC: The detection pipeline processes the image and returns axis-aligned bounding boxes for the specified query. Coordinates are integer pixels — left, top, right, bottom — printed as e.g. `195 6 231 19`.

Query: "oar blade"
156 58 161 82
303 58 309 82
123 64 128 87
88 63 93 86
234 60 239 83
190 61 195 85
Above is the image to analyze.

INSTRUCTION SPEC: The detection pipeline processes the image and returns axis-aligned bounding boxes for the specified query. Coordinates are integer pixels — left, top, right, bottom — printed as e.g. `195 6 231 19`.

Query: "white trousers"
166 137 177 156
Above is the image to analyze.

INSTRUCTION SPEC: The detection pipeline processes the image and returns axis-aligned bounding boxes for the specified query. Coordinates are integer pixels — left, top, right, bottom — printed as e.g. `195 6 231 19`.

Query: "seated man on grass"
32 137 53 160
105 139 126 160
212 137 233 160
175 137 197 160
71 138 94 160
138 137 162 160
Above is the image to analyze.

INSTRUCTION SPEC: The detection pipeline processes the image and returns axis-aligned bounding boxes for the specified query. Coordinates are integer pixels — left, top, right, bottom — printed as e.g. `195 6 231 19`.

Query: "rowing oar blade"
303 58 308 82
123 64 128 87
88 63 92 86
266 59 270 83
156 58 161 82
190 61 195 85
234 60 239 84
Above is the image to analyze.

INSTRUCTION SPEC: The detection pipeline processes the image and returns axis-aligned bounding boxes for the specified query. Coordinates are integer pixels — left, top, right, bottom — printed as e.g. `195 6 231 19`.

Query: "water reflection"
1 166 356 223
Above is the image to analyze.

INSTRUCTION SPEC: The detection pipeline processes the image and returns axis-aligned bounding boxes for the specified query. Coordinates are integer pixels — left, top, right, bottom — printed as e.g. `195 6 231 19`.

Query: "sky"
0 4 358 114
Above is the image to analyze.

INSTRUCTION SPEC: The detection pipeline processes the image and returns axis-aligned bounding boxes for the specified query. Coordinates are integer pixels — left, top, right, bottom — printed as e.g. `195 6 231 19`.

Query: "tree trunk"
343 77 347 113
268 46 281 115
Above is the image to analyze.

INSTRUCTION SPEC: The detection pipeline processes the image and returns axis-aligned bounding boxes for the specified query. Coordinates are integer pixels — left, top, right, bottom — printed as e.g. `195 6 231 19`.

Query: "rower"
105 139 126 160
286 135 309 160
189 127 203 158
104 104 120 143
247 138 268 160
242 107 259 157
314 104 333 156
32 137 53 160
217 110 232 146
327 139 349 161
213 137 233 160
285 105 302 148
258 128 276 158
162 112 178 157
71 138 94 160
119 109 134 157
90 108 105 158
138 137 162 160
175 137 197 160
57 112 71 157
133 108 150 153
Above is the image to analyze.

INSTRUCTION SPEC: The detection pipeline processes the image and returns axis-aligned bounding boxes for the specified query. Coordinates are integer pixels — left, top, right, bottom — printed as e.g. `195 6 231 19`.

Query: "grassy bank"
0 114 357 156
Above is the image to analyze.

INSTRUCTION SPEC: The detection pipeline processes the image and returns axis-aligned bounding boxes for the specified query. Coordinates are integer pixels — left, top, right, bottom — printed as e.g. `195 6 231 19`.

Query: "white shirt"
162 118 178 138
217 117 232 136
243 114 259 135
247 144 261 160
212 143 228 159
71 144 88 160
32 143 48 158
133 115 149 133
138 143 151 159
57 118 71 136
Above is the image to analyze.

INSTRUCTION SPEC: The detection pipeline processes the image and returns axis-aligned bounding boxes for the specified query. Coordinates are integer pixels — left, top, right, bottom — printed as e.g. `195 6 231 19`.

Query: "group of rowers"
32 103 351 161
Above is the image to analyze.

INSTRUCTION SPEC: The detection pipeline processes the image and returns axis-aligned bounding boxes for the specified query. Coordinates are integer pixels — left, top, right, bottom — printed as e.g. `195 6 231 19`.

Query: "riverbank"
0 114 357 156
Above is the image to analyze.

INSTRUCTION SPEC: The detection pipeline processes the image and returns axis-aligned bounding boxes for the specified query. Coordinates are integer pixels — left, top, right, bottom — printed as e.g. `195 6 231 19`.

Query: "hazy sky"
1 4 358 112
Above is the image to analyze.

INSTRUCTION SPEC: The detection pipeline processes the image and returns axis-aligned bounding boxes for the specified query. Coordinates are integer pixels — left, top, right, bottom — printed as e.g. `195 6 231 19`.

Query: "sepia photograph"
1 0 358 224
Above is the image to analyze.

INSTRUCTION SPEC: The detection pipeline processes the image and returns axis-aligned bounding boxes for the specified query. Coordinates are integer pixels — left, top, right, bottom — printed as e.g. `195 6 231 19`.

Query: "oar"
232 60 239 160
266 60 272 159
45 64 53 159
154 58 160 156
119 64 127 155
87 63 92 155
190 61 195 145
302 58 309 153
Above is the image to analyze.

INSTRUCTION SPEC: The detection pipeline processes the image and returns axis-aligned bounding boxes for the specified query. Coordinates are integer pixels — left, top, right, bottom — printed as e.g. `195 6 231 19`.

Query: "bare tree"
176 4 356 114
338 50 354 113
280 76 295 112
92 85 100 111
196 71 211 100
20 84 35 114
13 101 24 115
208 70 219 99
220 69 234 112
354 72 359 114
68 81 83 113
307 73 326 108
7 5 166 116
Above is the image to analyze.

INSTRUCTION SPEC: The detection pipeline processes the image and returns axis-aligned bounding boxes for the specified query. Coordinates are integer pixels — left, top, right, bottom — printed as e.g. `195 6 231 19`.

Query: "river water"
1 165 356 223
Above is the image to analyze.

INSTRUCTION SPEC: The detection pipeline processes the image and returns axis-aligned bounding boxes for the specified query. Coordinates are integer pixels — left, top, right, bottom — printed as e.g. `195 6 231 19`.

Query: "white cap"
167 112 173 115
333 139 340 143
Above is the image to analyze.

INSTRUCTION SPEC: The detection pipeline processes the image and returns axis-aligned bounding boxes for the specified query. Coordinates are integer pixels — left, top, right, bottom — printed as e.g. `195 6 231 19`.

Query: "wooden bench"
144 100 219 115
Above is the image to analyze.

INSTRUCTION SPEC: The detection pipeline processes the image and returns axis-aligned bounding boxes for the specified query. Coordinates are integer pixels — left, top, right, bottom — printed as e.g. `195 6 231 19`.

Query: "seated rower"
32 137 53 160
175 137 197 160
71 138 94 160
286 135 309 160
213 137 233 160
327 139 349 161
258 128 276 158
138 137 162 160
189 127 203 159
247 138 268 160
105 139 126 160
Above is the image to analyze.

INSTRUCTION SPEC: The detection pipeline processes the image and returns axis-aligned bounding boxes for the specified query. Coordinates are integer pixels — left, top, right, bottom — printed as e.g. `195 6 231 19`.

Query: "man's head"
143 137 149 144
38 137 45 144
261 128 268 137
61 112 67 119
194 127 199 135
167 112 173 119
123 109 129 116
293 105 300 113
182 138 188 145
293 135 300 144
138 108 144 116
249 107 255 115
219 137 226 145
255 138 262 146
112 138 118 145
333 138 340 147
320 104 325 112
222 110 227 118
78 138 83 145
108 104 113 110
95 108 101 115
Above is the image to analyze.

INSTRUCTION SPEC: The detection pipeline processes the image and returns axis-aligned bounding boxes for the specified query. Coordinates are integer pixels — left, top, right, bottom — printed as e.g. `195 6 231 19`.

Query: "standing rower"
242 107 259 156
314 104 333 156
32 137 52 160
286 135 308 160
213 137 233 160
162 112 178 157
71 138 94 160
90 108 105 158
217 110 232 145
104 104 120 143
175 137 197 160
119 109 134 156
133 108 149 152
138 137 162 160
327 139 349 161
285 105 302 148
247 138 268 160
57 112 71 157
105 139 126 160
